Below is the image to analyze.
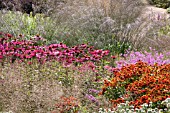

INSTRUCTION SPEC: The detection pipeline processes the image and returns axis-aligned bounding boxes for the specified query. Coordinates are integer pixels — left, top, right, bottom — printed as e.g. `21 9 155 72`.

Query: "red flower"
5 33 12 38
111 55 116 59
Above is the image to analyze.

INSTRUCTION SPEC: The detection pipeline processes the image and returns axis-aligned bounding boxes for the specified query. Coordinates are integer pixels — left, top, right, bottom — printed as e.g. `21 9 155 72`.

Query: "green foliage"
0 11 61 41
167 7 170 13
54 29 131 55
159 25 170 36
56 67 75 88
103 86 126 100
148 0 170 8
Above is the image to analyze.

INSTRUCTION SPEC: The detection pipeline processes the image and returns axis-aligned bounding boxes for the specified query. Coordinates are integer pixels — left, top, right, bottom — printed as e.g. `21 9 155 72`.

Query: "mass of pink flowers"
0 32 109 65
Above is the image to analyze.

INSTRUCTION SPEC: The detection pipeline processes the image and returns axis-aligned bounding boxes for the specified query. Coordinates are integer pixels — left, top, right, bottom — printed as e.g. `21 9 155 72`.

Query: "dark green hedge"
148 0 170 8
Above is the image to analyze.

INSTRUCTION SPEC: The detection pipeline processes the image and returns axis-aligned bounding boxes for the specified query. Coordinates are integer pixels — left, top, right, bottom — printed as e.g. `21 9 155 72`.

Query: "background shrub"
0 0 65 15
148 0 170 8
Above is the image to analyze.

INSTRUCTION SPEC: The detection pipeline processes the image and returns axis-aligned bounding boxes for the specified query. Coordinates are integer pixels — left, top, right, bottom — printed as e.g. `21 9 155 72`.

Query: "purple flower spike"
88 89 100 94
85 94 98 103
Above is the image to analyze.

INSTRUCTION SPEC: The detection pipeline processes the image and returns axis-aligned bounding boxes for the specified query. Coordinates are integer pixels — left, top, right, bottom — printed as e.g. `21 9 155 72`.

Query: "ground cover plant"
0 0 170 112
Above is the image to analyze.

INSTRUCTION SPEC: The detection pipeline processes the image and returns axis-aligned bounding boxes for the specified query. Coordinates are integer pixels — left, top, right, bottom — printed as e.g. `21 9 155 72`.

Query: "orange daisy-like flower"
100 61 170 108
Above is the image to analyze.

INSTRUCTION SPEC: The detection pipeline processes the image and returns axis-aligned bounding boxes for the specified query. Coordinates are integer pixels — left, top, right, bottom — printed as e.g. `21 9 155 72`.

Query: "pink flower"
0 55 3 59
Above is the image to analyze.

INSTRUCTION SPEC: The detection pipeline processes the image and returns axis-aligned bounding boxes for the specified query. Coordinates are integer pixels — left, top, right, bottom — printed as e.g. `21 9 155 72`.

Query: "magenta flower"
0 55 3 59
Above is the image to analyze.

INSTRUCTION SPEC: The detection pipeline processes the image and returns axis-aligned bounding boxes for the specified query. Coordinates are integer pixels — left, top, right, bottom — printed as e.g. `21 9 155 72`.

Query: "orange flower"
100 61 170 108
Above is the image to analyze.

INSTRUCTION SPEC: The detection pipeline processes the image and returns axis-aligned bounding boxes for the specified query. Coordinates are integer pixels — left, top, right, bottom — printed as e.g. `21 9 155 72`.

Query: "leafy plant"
0 11 61 41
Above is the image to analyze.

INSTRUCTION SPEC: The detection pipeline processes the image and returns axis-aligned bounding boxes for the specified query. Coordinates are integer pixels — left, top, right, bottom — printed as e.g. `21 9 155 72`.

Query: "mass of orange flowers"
54 96 79 113
101 61 170 108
